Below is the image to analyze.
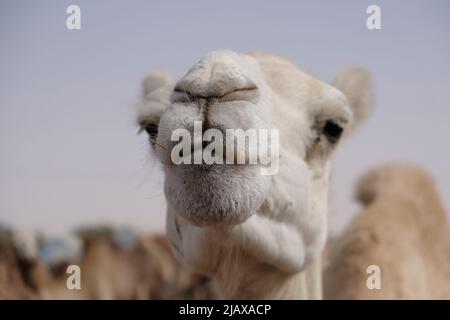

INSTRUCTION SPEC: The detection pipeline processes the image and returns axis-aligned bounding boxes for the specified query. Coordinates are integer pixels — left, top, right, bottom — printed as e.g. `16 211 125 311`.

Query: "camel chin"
164 164 269 226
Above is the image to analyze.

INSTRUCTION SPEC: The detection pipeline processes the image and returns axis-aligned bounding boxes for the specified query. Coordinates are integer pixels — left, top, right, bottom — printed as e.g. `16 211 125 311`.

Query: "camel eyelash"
139 122 159 141
144 123 158 137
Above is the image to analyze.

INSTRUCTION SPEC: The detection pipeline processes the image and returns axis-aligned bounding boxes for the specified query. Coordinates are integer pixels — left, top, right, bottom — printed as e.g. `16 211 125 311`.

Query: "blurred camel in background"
324 163 450 299
0 230 37 299
0 227 219 300
32 235 215 299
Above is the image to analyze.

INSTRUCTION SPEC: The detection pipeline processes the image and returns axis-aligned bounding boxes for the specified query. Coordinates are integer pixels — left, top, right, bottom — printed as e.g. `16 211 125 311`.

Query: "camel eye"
323 121 343 144
144 123 158 140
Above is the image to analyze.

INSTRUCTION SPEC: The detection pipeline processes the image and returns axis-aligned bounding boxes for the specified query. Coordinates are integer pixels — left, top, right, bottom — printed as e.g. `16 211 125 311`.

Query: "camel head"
138 50 370 288
138 50 371 229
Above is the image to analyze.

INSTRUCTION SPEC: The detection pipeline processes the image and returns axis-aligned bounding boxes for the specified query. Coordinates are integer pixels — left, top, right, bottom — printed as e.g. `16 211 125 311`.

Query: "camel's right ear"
137 71 173 142
142 71 172 98
332 67 372 131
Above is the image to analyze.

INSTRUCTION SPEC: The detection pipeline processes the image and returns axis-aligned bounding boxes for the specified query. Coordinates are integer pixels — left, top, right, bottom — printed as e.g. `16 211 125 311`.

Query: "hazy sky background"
1 0 449 236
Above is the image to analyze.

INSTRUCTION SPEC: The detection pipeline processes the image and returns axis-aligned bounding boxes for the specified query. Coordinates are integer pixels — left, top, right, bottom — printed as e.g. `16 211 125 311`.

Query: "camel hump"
355 162 438 206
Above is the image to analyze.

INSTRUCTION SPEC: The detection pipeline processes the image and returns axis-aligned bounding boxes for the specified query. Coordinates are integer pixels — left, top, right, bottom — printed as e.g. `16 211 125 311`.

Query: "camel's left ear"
333 67 372 130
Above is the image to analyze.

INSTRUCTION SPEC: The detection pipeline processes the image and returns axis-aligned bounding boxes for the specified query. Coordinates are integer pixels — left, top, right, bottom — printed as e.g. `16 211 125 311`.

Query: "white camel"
137 50 371 299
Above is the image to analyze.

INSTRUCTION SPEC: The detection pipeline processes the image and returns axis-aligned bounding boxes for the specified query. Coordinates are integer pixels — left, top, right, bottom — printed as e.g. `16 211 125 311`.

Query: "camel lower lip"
164 165 268 226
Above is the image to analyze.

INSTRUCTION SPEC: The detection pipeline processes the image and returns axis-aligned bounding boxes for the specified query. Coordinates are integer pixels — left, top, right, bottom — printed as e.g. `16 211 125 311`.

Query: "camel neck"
215 249 323 299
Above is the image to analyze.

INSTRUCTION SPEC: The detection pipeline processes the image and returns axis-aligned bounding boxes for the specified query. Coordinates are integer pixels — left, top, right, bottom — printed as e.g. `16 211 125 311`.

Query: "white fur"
137 50 371 299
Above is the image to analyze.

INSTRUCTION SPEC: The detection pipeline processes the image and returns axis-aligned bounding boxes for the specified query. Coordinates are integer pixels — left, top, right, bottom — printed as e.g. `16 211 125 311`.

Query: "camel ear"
142 71 172 98
137 71 172 127
137 71 173 143
333 67 372 130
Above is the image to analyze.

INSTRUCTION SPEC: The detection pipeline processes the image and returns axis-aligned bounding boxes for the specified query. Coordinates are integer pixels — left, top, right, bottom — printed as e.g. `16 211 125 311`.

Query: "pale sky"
1 0 449 236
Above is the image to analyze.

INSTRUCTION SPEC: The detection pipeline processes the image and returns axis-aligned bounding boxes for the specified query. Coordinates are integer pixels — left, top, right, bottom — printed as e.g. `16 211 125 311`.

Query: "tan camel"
0 237 37 299
25 234 216 300
324 163 450 299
